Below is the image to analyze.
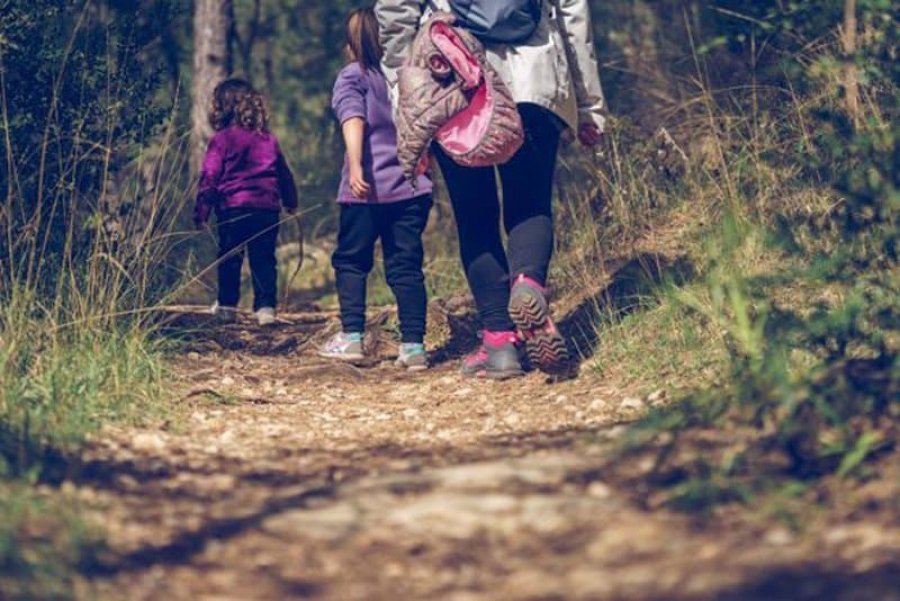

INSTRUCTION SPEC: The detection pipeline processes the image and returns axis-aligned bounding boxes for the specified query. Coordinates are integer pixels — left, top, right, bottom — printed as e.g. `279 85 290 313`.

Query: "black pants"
217 208 280 311
434 103 561 332
332 196 432 343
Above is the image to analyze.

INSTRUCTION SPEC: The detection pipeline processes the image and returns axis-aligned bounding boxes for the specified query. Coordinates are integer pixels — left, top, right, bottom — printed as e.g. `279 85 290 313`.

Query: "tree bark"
843 0 860 128
191 0 234 173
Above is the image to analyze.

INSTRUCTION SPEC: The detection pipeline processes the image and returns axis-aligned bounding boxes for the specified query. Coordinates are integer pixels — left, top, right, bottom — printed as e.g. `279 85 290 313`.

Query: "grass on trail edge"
0 302 171 596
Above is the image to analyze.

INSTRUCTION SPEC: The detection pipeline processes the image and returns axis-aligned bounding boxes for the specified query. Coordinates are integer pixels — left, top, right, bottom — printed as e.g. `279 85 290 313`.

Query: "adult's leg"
246 210 280 311
499 104 561 286
378 195 432 343
433 149 515 332
332 203 378 334
216 208 248 307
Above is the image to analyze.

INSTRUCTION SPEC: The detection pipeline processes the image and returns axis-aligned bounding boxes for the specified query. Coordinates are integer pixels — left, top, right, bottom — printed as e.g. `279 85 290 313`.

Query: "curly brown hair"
208 78 269 132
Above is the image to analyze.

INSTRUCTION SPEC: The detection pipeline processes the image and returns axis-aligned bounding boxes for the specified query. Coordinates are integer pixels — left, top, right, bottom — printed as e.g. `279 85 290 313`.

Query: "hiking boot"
318 332 365 361
256 307 276 327
509 274 574 376
395 342 428 372
460 331 524 380
211 302 239 324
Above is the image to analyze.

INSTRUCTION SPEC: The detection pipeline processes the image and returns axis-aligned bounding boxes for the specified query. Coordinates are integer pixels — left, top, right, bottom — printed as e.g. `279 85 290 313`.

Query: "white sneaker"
210 302 239 324
318 332 365 361
256 307 276 326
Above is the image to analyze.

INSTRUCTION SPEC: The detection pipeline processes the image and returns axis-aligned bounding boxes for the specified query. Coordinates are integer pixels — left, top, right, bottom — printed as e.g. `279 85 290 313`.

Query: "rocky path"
75 311 900 600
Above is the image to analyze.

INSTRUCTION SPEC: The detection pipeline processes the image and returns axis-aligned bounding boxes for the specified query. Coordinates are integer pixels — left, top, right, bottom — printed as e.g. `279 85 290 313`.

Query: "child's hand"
578 123 603 148
349 163 371 199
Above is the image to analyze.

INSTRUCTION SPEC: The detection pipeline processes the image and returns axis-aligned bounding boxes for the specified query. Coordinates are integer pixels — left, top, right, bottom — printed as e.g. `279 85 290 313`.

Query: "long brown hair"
208 78 269 132
345 7 382 72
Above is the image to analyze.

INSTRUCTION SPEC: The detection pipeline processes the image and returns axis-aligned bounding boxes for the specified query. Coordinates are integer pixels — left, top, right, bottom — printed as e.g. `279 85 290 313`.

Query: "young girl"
194 78 298 326
319 7 433 370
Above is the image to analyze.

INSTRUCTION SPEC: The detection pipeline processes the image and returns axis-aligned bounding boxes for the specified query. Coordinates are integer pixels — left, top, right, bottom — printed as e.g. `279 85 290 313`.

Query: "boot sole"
317 351 366 362
461 367 524 380
509 287 573 376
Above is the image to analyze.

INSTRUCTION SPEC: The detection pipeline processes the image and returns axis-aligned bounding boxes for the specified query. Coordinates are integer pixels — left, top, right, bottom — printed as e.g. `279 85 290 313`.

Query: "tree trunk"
191 0 234 173
843 0 860 128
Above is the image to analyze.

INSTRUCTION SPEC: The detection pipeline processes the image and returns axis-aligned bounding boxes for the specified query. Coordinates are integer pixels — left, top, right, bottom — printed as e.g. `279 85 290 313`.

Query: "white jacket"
375 0 606 132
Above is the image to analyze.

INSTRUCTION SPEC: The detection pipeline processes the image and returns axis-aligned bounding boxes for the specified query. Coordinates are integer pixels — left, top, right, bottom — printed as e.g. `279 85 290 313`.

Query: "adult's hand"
349 163 371 199
578 123 603 148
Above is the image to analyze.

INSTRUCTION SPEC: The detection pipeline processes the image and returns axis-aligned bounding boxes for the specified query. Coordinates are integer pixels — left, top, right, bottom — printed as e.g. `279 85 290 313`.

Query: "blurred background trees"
1 0 897 298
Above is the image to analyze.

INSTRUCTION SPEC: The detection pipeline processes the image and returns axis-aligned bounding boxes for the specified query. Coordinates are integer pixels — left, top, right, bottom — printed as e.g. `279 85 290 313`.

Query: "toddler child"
194 78 298 326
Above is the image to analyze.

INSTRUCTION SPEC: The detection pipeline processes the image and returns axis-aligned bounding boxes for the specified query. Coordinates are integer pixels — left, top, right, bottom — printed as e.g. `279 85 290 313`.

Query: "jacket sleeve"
375 0 426 108
194 135 225 225
274 144 299 211
554 0 607 132
331 66 368 125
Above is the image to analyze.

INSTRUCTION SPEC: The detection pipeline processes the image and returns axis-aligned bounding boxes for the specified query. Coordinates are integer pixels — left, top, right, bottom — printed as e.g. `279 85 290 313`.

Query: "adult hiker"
375 0 606 379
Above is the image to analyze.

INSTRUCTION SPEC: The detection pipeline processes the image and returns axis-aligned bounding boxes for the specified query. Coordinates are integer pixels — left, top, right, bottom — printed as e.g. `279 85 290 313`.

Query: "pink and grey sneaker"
508 274 575 377
460 330 524 380
318 332 365 362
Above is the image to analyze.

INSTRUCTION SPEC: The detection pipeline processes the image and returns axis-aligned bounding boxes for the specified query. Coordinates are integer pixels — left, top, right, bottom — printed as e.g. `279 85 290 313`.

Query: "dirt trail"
76 311 900 600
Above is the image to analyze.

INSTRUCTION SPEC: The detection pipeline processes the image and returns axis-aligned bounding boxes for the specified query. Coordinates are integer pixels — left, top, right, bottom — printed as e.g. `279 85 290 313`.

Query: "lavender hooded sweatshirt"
332 63 432 203
194 126 299 225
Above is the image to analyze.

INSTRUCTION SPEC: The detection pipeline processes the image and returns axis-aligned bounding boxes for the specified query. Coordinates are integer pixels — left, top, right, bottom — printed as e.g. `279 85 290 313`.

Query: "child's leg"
332 203 378 335
216 208 246 307
246 210 280 311
378 196 432 343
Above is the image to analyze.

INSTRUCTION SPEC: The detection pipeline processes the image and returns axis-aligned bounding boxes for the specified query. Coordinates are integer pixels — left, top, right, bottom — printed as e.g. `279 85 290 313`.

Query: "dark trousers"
216 208 280 311
332 196 432 343
434 103 561 332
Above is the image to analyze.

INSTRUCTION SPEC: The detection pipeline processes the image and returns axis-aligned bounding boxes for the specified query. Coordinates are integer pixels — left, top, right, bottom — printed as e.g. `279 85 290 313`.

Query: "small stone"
647 389 667 406
505 413 522 426
555 394 569 403
620 397 645 411
131 432 166 452
764 528 794 546
638 456 655 473
587 481 612 499
590 398 607 411
221 376 235 386
403 408 419 419
187 352 201 361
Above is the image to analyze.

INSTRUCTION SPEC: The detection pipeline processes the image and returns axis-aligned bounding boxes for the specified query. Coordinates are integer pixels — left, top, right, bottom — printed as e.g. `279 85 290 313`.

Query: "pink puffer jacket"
396 12 524 182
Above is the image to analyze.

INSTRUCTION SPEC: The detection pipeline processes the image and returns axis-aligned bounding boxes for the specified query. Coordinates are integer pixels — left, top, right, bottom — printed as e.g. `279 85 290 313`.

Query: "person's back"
202 126 293 213
333 62 431 202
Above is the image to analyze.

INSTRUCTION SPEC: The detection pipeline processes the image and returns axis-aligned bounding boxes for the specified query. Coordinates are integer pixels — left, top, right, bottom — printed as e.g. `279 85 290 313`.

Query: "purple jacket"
194 126 298 225
332 63 431 203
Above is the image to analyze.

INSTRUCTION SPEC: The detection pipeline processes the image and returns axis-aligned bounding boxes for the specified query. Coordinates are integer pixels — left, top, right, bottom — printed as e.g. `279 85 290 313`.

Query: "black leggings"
435 103 561 332
332 195 433 343
217 208 280 311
